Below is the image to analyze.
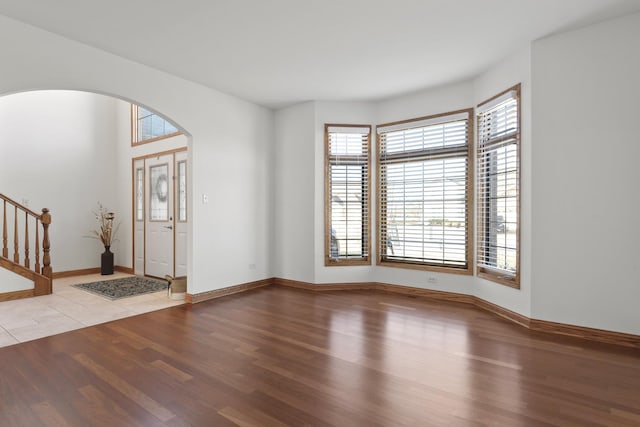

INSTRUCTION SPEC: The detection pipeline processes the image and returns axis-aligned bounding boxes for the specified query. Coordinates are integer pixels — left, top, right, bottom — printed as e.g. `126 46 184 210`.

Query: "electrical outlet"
427 277 437 284
202 194 209 204
249 263 256 270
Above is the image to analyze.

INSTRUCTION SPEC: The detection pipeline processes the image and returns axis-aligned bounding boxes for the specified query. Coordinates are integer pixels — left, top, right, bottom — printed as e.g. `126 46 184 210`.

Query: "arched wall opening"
0 89 193 291
0 13 282 299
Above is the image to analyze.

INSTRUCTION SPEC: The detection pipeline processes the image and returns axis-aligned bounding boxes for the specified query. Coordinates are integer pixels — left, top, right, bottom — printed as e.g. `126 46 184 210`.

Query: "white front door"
145 154 174 278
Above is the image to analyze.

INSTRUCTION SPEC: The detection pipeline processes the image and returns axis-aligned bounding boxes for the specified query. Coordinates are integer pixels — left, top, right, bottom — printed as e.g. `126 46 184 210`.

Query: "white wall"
0 14 274 295
273 102 316 282
0 269 33 292
531 12 640 334
0 91 118 273
376 81 474 125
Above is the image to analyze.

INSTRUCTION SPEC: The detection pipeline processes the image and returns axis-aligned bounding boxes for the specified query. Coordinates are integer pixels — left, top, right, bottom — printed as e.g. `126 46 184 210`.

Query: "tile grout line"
0 273 184 347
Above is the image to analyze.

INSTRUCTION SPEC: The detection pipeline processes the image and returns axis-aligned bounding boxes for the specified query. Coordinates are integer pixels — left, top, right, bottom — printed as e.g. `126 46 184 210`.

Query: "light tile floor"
0 272 184 348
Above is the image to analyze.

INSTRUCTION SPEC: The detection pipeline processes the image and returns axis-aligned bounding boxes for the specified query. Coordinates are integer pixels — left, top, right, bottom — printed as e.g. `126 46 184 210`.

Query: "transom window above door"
131 105 181 145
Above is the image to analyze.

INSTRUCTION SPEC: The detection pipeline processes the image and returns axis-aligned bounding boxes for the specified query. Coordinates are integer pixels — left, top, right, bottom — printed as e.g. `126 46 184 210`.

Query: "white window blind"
378 110 472 270
477 85 520 283
326 124 371 264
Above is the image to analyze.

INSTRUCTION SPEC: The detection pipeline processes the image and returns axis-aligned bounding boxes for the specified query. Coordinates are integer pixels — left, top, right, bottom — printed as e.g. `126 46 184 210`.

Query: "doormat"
72 276 168 300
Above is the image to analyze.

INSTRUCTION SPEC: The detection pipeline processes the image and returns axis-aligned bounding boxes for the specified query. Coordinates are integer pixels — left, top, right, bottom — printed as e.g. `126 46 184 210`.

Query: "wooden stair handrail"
0 193 42 218
0 193 52 297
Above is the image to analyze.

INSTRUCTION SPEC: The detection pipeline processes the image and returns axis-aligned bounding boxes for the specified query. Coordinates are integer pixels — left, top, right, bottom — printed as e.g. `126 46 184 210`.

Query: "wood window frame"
324 124 372 266
131 104 181 146
376 109 474 275
476 84 521 288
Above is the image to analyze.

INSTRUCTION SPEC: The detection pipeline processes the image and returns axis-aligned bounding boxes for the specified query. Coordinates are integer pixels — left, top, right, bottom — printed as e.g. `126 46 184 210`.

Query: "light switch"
202 194 209 204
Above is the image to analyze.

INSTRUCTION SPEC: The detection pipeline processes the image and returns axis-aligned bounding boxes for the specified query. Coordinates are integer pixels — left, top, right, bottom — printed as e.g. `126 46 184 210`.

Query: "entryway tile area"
0 272 184 348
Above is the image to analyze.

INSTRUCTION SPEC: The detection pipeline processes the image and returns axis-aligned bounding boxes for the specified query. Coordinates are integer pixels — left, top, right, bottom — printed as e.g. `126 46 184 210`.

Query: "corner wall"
273 102 316 282
0 91 119 272
531 12 640 334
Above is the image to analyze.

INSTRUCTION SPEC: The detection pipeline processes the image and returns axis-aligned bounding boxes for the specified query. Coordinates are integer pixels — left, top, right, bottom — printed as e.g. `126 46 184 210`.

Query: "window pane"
331 164 364 258
326 126 370 264
177 160 187 222
477 85 520 283
382 157 468 266
383 120 468 155
133 105 179 144
139 115 152 141
135 168 144 222
150 164 169 221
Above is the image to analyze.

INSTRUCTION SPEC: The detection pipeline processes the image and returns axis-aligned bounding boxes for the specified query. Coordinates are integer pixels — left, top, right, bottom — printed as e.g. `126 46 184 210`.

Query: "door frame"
131 147 188 278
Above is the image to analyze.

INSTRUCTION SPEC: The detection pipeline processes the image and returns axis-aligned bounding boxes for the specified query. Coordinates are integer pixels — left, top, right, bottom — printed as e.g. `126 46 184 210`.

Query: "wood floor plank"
1 285 639 426
218 405 289 427
30 401 72 427
74 384 147 427
73 353 175 422
150 359 194 383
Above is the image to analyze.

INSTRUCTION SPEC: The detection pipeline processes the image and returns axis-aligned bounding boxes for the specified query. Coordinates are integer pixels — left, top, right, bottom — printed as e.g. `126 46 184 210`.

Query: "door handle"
163 225 173 230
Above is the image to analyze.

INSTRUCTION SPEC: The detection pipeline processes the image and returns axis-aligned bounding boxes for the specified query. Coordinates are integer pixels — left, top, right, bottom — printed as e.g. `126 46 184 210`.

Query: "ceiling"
1 0 639 109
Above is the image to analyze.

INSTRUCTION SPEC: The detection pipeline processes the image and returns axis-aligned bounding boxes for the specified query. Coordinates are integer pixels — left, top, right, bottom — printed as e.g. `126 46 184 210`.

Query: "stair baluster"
13 206 19 263
35 219 41 274
2 200 6 258
0 194 53 299
24 211 30 269
41 208 51 281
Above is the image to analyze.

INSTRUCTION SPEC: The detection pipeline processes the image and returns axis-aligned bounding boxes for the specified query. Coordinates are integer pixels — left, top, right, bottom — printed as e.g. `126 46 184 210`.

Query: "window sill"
132 131 183 147
325 258 371 267
377 259 472 276
477 268 520 289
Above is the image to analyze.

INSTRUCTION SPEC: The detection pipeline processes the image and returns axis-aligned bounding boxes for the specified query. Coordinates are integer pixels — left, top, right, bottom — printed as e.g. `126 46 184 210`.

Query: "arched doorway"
0 90 191 295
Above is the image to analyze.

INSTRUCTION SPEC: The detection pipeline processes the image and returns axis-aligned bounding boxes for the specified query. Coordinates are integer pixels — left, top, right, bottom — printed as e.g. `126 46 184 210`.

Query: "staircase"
0 193 52 301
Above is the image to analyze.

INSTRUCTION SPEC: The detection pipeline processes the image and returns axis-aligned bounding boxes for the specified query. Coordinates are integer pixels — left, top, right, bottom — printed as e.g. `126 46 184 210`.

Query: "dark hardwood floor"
1 285 639 426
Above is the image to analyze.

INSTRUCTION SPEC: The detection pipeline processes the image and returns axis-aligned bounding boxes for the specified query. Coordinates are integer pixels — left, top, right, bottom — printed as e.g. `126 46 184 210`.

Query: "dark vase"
101 246 114 275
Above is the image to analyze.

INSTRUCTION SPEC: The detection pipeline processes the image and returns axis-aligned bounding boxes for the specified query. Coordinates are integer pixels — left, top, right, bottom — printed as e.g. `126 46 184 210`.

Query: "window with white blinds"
377 110 473 272
325 124 371 265
477 84 520 287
